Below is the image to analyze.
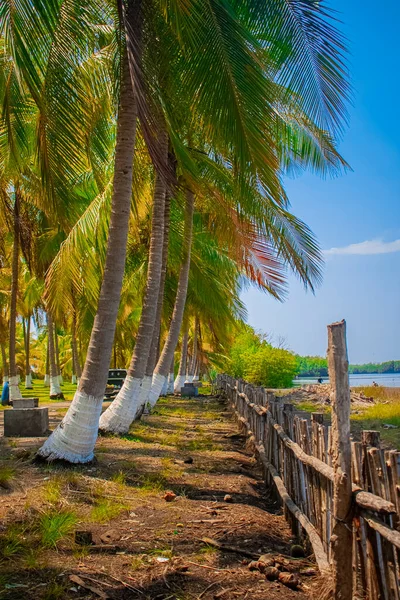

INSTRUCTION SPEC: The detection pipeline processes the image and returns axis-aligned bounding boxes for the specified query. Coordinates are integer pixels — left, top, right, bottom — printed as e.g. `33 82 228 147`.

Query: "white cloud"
324 238 400 256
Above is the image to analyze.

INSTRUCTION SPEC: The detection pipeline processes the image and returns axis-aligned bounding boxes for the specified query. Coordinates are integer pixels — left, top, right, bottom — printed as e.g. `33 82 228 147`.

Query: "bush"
224 327 297 388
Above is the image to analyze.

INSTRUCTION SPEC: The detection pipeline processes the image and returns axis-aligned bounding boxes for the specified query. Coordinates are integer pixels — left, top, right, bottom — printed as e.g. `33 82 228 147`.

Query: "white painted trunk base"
72 375 77 385
9 375 22 401
59 375 64 385
2 376 9 384
134 375 152 418
167 372 174 395
186 375 193 383
99 375 142 434
25 375 33 389
50 375 62 397
174 375 186 394
161 376 168 397
37 390 103 463
192 375 199 382
148 373 166 408
44 374 50 387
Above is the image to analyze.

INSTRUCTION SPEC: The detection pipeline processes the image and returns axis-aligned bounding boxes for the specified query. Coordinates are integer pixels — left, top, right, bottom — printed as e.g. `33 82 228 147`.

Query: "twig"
105 573 143 594
199 537 259 559
185 561 225 572
198 581 219 598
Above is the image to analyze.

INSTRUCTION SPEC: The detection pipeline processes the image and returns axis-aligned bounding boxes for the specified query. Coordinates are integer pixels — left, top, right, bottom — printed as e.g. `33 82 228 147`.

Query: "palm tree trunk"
1 344 8 385
174 328 189 393
24 316 32 388
54 324 63 384
191 318 199 381
186 318 198 382
99 130 168 434
9 191 22 401
47 313 63 399
166 354 175 394
38 43 139 463
44 339 50 387
148 188 195 405
137 190 172 415
71 311 81 384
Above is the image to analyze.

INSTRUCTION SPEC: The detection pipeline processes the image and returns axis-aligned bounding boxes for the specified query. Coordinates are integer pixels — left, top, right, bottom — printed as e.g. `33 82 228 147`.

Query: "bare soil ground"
0 396 322 599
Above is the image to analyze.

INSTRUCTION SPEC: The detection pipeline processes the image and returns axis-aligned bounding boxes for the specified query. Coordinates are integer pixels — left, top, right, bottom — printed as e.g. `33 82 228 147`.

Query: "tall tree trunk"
186 318 198 382
166 353 175 394
71 311 81 384
99 130 168 434
1 344 8 385
137 190 171 415
9 191 22 401
38 42 139 463
44 339 50 387
148 188 195 406
174 328 189 393
24 316 32 388
191 318 200 381
47 313 63 399
54 324 63 384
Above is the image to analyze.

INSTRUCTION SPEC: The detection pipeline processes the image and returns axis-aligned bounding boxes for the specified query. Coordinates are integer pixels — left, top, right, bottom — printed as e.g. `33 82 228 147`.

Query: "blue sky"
243 0 400 364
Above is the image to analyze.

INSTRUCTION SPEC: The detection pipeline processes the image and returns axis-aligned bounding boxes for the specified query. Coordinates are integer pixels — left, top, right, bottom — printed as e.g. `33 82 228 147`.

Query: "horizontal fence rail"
216 373 400 599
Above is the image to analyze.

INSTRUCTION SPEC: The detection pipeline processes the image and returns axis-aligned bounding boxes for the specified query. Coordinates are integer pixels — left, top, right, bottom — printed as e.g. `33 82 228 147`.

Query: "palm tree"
39 0 349 460
148 187 195 403
37 41 139 460
174 327 189 394
99 129 169 433
46 312 64 399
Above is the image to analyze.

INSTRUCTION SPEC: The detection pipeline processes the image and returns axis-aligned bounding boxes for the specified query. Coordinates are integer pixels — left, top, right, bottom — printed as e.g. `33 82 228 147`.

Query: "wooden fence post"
327 320 353 600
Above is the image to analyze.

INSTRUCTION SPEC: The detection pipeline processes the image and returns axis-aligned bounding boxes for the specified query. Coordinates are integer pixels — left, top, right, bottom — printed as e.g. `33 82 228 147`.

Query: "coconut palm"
1 0 349 461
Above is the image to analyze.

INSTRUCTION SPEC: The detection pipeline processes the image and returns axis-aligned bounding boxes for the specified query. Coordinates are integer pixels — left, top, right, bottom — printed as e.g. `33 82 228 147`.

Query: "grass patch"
131 555 146 571
39 510 78 548
138 473 168 493
42 479 63 504
0 466 15 489
0 524 26 559
351 387 400 448
18 380 77 403
111 470 127 485
90 499 127 523
294 401 330 414
43 581 68 600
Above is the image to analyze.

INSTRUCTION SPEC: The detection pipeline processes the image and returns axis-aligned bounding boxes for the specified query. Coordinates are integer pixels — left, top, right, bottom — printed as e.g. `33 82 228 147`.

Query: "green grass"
20 380 77 402
39 510 78 548
42 478 63 504
351 387 400 448
43 582 68 600
90 499 128 523
0 466 15 488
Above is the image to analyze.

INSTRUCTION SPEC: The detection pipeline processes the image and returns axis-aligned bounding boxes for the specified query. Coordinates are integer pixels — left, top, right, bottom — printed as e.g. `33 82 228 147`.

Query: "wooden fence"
216 321 400 599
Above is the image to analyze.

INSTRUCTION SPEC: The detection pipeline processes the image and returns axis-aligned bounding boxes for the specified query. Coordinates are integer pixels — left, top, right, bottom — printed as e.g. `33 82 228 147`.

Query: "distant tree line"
296 356 400 377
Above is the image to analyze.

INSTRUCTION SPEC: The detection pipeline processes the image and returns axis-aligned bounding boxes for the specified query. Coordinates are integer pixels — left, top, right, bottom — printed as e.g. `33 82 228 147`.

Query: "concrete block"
12 398 39 409
181 384 198 397
4 407 49 437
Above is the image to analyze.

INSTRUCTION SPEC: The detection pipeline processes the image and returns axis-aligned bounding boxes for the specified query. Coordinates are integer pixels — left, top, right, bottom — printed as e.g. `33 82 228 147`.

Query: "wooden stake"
327 320 353 600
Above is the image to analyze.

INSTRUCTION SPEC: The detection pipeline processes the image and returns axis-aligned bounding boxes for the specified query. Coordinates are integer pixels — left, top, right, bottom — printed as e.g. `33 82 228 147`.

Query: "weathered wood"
362 430 381 448
364 515 400 549
327 320 353 600
311 413 324 424
256 442 331 576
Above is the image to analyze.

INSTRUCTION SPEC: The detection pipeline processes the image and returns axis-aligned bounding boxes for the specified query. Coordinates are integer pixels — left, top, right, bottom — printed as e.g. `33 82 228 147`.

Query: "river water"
294 373 400 388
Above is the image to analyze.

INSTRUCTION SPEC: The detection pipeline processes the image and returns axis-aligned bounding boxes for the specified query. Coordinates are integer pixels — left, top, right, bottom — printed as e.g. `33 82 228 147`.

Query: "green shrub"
224 326 297 388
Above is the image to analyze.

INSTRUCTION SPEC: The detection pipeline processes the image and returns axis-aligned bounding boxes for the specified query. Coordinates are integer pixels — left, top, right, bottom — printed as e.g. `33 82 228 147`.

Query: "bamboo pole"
327 320 353 600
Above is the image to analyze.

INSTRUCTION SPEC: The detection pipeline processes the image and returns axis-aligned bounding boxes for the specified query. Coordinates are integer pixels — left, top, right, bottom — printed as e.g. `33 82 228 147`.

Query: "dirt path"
0 396 321 599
